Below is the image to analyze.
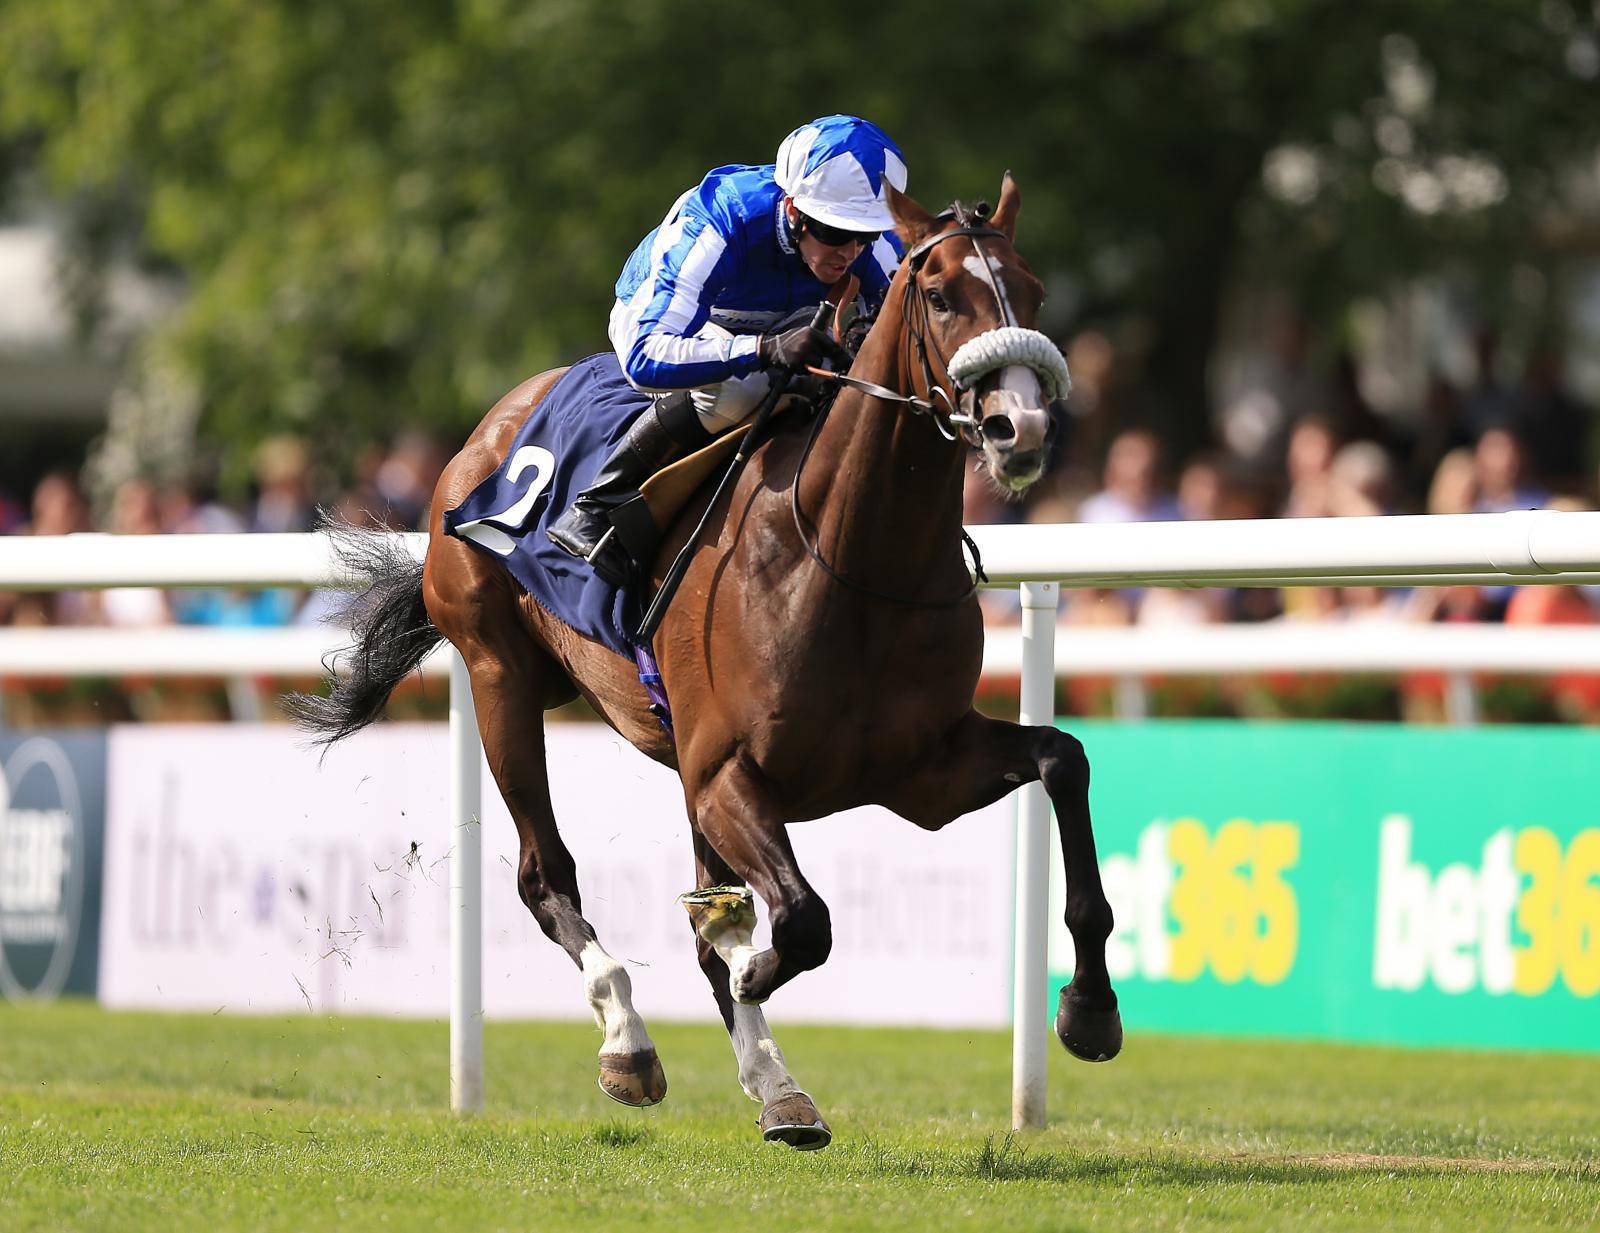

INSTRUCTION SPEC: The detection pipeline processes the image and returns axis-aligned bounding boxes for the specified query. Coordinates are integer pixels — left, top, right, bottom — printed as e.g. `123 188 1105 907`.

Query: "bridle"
789 211 1021 608
809 211 1012 447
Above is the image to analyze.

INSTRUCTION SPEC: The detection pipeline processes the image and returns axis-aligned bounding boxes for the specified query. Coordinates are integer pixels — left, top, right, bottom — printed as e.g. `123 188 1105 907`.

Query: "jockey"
547 114 907 582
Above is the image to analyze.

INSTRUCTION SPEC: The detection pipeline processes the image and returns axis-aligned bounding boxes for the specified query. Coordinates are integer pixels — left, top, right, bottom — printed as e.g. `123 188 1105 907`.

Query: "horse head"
887 175 1067 495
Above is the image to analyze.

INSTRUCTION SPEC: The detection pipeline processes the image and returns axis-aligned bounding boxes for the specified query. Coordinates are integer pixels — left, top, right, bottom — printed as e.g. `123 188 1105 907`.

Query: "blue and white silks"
610 164 903 396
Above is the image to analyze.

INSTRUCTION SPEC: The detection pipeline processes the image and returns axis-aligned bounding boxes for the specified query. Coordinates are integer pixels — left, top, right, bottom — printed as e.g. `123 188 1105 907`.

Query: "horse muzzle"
979 382 1052 491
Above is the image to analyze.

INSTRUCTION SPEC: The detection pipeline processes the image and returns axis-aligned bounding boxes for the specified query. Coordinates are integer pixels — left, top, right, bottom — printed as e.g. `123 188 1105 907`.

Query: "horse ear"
887 184 936 248
991 171 1021 241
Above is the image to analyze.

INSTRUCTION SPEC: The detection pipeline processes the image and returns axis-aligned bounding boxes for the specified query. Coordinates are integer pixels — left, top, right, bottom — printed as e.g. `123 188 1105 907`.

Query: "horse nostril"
981 415 1016 444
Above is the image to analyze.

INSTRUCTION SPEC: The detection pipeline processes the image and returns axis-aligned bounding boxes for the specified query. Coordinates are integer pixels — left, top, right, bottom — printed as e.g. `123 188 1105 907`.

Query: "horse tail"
285 516 444 746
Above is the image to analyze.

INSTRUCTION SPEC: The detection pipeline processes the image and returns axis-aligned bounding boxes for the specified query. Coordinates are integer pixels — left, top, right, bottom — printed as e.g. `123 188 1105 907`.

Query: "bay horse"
293 177 1121 1149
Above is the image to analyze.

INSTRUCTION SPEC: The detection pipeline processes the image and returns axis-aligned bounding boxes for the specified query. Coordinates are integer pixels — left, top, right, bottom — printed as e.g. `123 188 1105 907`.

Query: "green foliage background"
2 0 1597 473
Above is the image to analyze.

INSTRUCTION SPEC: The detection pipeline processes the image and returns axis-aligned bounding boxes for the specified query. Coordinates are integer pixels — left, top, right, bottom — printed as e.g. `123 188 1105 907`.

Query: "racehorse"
292 177 1121 1149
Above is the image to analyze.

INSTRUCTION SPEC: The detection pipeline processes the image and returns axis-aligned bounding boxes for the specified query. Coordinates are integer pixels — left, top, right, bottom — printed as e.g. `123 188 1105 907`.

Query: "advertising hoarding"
0 733 106 1002
100 724 1015 1027
1048 722 1600 1052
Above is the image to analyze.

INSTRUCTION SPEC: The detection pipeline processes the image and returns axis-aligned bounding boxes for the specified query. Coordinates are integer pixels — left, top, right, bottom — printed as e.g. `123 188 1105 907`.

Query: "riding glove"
758 323 853 372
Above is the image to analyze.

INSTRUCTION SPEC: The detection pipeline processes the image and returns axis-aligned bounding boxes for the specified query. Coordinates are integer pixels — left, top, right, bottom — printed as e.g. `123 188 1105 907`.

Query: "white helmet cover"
774 114 907 234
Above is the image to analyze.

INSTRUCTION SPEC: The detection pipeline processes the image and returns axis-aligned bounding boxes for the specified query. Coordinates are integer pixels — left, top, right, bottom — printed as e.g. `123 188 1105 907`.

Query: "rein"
787 217 1012 609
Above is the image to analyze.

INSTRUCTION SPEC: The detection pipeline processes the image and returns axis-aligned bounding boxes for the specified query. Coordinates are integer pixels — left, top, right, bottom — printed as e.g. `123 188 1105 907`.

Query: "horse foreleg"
687 754 831 1006
457 644 666 1106
883 710 1123 1063
685 830 830 1150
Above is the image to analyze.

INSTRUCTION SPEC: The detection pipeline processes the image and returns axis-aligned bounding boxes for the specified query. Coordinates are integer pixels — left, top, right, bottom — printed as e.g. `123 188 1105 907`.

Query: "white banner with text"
99 724 1014 1027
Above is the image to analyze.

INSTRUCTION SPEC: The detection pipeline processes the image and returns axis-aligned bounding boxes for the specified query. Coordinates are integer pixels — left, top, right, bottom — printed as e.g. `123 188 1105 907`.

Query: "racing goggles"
800 214 880 249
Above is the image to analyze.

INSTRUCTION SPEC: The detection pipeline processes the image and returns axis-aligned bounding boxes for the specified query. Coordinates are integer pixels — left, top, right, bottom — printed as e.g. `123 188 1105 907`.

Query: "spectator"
1519 346 1590 495
1472 426 1548 513
1460 327 1518 439
374 431 449 529
162 473 246 535
1426 447 1478 515
1328 440 1401 516
1410 377 1471 501
250 435 318 534
1280 414 1341 518
1139 454 1233 625
1078 429 1180 524
100 478 173 627
4 471 95 626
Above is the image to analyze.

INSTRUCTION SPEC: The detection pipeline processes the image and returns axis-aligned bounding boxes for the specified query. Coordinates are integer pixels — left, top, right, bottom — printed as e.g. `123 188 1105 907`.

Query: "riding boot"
547 391 713 585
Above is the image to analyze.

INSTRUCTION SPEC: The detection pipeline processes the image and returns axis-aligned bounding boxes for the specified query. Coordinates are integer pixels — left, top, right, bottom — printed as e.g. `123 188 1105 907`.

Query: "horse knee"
1039 730 1090 797
771 895 832 970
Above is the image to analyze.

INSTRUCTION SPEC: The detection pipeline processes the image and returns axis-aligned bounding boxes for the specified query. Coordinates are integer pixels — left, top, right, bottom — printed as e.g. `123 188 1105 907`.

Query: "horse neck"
795 281 970 594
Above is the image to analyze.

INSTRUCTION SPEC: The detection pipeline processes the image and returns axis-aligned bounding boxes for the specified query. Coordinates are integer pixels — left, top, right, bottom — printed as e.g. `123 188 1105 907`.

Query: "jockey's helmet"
774 115 907 235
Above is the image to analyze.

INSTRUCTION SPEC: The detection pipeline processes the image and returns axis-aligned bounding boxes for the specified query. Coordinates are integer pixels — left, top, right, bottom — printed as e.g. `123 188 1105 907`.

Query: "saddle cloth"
441 352 649 656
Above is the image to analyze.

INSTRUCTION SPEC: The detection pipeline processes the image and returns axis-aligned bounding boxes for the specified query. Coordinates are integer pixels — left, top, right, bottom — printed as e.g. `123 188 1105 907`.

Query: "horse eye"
926 289 950 314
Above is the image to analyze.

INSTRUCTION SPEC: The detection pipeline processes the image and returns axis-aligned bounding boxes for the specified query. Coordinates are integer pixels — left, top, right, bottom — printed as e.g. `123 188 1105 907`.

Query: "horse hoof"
759 1092 831 1151
1055 987 1123 1063
597 1050 668 1107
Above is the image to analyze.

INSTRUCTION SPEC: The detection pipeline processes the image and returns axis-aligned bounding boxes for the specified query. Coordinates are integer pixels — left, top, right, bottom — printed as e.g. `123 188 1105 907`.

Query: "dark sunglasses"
800 214 880 249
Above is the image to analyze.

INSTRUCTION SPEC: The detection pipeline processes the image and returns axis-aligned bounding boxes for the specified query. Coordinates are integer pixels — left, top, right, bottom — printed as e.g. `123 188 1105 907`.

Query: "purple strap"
632 642 674 738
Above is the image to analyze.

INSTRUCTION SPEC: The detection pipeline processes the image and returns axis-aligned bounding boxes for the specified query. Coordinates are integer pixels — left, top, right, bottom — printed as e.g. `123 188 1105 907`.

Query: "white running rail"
3 509 1599 1127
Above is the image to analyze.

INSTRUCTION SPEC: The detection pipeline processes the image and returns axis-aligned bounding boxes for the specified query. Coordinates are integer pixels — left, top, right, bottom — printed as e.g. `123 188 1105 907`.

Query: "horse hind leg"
884 709 1123 1065
684 831 830 1150
440 601 666 1106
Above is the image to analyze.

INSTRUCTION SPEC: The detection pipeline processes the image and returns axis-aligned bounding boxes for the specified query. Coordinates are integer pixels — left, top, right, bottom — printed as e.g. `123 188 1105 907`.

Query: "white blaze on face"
579 939 655 1056
963 254 1016 326
998 364 1045 409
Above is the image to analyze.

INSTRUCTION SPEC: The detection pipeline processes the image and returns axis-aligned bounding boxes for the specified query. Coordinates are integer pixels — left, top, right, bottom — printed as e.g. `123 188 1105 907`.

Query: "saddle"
604 275 861 600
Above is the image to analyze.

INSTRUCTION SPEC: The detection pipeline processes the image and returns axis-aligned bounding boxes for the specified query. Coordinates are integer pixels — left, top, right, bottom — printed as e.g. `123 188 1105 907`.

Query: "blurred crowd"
0 431 449 629
967 325 1597 636
2 321 1598 720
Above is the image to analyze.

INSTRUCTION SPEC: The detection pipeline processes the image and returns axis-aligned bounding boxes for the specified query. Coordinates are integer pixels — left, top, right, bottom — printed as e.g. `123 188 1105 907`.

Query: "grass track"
2 1001 1597 1232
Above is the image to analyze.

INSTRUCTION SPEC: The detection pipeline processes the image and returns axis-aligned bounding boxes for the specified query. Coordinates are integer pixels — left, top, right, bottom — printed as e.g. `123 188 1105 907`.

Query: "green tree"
3 0 1596 477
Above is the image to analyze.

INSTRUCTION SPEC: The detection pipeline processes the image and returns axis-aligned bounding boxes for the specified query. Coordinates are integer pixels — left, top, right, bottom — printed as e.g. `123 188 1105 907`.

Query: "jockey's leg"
545 390 712 583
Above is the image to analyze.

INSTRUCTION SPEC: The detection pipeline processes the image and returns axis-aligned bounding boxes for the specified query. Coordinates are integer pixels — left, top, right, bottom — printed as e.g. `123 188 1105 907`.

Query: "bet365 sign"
1048 723 1600 1052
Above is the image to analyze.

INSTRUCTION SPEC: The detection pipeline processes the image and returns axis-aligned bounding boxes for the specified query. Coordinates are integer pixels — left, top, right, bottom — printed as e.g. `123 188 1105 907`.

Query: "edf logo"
0 739 85 1001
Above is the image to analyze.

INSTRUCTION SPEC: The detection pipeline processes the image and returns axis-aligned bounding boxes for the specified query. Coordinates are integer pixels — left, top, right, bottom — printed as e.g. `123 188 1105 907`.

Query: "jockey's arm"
614 211 761 394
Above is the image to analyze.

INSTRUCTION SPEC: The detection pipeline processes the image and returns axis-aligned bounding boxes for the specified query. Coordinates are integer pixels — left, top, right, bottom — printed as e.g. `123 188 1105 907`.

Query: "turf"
2 1002 1596 1232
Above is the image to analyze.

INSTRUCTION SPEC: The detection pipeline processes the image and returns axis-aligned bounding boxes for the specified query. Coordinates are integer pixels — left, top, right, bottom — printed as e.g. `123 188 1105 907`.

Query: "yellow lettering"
1252 822 1301 985
1558 830 1600 998
1513 827 1561 996
1167 818 1210 983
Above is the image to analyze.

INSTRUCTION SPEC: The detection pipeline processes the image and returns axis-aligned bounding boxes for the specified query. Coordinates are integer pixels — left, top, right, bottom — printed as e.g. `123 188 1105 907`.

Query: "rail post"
1012 580 1059 1129
449 649 484 1113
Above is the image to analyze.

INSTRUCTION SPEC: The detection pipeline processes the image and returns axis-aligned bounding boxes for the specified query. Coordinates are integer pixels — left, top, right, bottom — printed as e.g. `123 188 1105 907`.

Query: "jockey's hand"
759 323 853 373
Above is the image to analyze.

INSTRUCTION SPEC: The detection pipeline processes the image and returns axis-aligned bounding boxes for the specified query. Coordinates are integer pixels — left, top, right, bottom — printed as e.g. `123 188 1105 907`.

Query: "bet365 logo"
1373 815 1600 997
1095 819 1301 985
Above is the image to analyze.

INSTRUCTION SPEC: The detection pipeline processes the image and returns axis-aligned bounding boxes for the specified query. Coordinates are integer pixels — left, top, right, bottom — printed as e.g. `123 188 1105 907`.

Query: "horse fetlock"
581 941 654 1055
730 947 782 1004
